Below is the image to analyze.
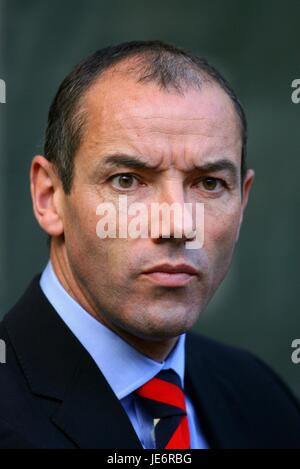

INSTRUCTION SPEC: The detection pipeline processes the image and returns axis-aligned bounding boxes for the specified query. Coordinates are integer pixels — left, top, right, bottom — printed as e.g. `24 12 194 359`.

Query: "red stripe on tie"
136 377 186 411
165 415 190 449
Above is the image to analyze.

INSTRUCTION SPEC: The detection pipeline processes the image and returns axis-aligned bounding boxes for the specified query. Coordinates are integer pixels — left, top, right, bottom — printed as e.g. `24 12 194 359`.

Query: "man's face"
59 70 253 340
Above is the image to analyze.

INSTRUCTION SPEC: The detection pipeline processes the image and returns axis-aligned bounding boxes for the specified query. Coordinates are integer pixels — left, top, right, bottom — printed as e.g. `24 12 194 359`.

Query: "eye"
109 173 140 190
197 177 225 192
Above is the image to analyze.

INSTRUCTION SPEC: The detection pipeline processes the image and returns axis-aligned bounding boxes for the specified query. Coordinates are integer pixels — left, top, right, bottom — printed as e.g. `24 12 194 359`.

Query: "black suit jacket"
0 275 300 449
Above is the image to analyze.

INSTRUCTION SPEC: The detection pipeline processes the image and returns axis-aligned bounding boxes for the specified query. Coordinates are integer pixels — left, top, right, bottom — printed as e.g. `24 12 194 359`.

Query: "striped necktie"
135 369 191 449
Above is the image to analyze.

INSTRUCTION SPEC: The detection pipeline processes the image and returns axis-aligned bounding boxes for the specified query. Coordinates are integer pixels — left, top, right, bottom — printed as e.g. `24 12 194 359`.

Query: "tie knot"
135 369 186 418
135 369 190 449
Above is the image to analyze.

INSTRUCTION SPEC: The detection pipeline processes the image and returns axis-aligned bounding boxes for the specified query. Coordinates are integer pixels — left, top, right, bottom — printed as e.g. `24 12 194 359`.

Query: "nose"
150 181 197 245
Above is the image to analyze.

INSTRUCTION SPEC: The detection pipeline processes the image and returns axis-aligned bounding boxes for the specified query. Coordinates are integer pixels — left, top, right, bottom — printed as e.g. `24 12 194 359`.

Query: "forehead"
78 69 242 168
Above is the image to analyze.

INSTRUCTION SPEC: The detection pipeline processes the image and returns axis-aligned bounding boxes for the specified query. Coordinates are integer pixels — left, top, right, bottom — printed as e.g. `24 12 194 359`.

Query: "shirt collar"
40 261 186 400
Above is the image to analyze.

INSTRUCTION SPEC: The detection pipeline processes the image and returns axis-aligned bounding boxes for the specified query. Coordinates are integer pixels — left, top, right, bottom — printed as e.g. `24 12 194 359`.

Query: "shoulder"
186 331 300 409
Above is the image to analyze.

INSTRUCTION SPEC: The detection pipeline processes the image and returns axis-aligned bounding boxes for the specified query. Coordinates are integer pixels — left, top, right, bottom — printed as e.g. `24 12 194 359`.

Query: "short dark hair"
44 40 247 194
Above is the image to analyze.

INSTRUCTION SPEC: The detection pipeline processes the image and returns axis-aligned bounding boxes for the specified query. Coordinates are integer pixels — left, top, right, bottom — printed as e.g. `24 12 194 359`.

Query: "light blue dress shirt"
40 261 208 449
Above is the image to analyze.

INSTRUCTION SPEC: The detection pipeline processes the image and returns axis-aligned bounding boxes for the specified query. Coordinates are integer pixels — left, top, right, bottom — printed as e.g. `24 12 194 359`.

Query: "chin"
129 314 199 341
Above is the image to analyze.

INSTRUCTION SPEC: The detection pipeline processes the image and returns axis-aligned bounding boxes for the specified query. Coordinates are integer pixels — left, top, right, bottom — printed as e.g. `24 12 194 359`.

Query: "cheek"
204 205 241 280
65 190 130 269
63 194 106 274
65 205 132 288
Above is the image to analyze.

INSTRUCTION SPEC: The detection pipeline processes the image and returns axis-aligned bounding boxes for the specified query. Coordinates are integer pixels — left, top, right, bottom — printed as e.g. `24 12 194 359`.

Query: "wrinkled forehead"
84 69 240 127
78 71 242 168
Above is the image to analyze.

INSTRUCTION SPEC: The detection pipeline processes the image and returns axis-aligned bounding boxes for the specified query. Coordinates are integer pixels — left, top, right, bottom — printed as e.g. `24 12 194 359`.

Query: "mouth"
141 262 199 287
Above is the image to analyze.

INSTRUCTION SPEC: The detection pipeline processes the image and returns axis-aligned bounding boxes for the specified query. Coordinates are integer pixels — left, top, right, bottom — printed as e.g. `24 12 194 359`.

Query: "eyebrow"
193 160 239 179
102 154 161 170
98 154 239 180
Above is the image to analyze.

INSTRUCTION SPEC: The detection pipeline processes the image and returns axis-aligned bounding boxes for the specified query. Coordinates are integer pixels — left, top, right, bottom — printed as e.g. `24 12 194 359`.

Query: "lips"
143 263 199 275
141 262 199 287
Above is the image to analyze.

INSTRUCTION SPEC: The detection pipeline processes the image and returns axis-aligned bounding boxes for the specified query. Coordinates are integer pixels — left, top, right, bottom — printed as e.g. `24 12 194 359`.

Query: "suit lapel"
185 335 222 448
51 352 142 448
4 276 142 448
185 333 251 449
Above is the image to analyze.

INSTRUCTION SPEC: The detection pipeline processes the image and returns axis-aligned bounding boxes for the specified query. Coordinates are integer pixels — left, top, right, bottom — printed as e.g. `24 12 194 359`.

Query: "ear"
235 168 255 242
30 155 64 237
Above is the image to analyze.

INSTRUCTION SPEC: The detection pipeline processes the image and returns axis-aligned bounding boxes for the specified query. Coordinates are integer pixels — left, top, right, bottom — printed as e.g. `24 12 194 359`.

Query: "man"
0 40 299 449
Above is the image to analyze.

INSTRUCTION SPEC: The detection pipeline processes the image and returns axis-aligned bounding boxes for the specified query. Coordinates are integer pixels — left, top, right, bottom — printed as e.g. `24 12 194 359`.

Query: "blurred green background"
0 0 299 398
